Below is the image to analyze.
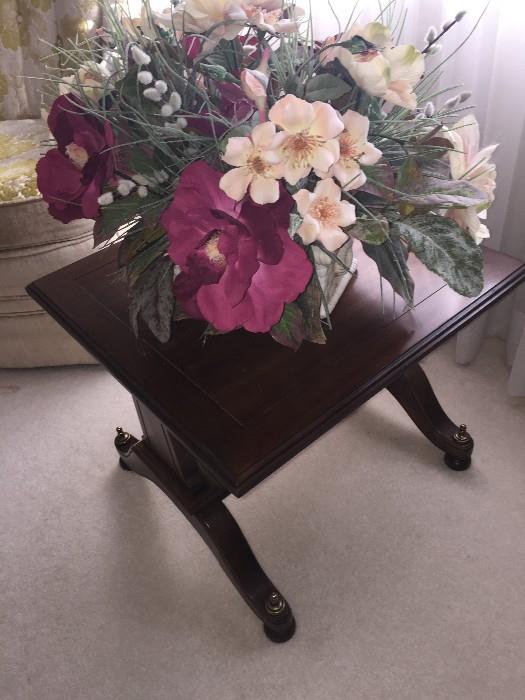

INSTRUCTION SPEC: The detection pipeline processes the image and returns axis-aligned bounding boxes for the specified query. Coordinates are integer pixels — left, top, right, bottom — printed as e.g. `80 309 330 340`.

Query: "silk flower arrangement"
36 1 497 349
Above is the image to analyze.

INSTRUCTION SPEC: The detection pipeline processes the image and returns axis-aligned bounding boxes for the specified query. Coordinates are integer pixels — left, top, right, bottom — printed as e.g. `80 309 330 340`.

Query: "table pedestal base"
115 431 296 644
114 362 473 643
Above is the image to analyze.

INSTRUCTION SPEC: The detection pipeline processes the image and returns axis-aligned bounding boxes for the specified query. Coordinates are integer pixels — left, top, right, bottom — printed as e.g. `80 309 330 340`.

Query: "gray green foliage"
304 75 351 103
270 303 305 351
397 159 486 208
350 218 389 245
362 237 415 304
393 215 484 297
129 256 175 342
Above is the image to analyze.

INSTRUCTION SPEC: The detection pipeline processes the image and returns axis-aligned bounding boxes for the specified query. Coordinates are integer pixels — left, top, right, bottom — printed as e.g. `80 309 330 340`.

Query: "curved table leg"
114 429 296 643
387 363 474 470
192 502 296 643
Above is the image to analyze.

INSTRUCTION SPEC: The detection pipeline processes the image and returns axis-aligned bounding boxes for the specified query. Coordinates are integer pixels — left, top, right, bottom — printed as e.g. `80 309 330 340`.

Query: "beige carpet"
1 338 525 700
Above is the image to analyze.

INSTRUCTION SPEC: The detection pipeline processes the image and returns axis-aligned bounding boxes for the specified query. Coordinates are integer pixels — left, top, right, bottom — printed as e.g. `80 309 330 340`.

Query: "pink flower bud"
240 69 269 101
240 48 271 121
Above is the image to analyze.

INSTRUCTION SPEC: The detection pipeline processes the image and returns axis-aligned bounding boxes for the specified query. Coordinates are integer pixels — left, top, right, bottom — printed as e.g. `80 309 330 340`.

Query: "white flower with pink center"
293 179 356 251
219 122 286 204
268 94 344 186
318 110 382 190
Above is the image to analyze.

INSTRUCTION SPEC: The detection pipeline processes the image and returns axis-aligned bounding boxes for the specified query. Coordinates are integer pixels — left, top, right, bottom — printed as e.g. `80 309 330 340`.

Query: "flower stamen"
283 132 326 168
247 151 271 176
339 133 363 164
311 197 339 225
65 143 88 169
205 233 226 267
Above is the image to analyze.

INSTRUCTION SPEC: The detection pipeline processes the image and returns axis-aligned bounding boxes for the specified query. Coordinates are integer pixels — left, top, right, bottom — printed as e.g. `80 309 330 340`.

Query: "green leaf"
129 256 174 343
295 279 326 345
335 36 376 54
392 215 484 297
396 158 422 191
126 232 168 287
200 63 239 83
120 222 166 264
414 137 454 163
396 158 486 209
206 38 244 75
362 237 414 304
94 191 166 248
360 163 395 200
284 75 305 99
350 218 389 245
173 303 191 322
305 74 351 103
124 147 158 177
270 303 305 351
93 195 141 246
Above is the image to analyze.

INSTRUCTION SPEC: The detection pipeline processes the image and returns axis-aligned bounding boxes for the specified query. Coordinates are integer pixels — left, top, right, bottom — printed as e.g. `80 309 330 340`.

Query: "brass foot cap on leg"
114 426 131 448
453 424 471 444
265 591 286 616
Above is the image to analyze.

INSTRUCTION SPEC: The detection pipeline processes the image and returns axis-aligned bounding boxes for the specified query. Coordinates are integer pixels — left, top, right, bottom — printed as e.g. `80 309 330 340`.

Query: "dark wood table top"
28 244 525 496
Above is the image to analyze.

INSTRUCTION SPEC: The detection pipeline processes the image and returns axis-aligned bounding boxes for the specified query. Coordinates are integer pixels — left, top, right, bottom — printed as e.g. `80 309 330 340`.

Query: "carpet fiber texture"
1 339 525 700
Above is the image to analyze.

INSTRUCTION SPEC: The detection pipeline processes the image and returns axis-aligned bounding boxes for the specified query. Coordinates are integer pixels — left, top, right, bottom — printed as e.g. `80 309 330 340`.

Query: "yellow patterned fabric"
0 0 100 119
0 119 50 203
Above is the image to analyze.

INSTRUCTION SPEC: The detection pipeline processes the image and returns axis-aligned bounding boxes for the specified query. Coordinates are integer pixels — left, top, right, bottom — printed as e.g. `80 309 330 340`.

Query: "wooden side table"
27 244 525 642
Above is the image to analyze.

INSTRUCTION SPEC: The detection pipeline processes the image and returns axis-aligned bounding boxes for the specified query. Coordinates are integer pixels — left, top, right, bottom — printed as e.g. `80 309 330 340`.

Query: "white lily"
322 22 424 110
448 207 490 245
446 114 498 203
242 2 305 34
445 114 498 244
112 3 175 39
173 0 248 46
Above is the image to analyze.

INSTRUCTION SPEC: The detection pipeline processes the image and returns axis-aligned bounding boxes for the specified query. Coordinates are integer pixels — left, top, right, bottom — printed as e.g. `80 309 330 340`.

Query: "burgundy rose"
182 35 203 62
161 161 312 333
187 82 253 138
36 94 115 223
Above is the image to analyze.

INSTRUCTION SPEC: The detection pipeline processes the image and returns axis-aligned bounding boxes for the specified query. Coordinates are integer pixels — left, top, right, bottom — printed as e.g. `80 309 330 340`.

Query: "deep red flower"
187 82 253 137
36 94 115 223
161 161 312 333
182 35 203 62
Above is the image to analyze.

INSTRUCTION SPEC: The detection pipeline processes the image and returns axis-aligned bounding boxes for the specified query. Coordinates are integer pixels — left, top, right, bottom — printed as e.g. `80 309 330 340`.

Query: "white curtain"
312 0 525 395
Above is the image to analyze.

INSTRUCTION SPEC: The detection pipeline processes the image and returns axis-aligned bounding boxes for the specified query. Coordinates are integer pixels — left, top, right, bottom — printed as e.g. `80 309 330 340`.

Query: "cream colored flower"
446 114 498 203
173 0 247 45
242 2 304 33
318 109 382 190
448 207 490 245
59 61 112 103
293 179 356 251
219 122 285 204
382 45 426 109
445 114 498 244
112 3 175 38
268 94 343 186
322 22 424 110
